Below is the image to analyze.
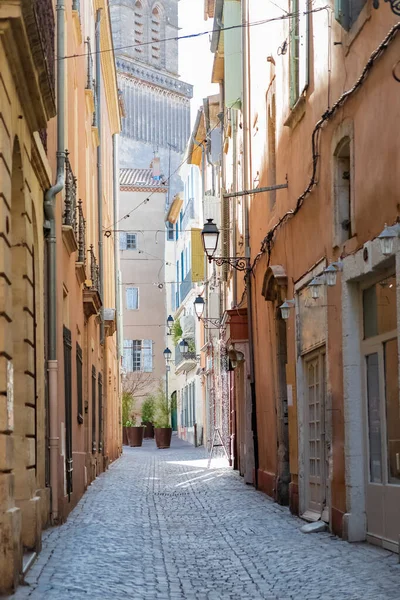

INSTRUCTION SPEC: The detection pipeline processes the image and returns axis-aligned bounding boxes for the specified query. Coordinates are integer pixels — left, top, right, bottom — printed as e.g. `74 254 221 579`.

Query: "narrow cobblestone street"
9 437 399 600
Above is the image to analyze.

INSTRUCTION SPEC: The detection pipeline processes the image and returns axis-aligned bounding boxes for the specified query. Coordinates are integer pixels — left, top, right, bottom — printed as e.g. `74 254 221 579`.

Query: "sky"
178 0 219 127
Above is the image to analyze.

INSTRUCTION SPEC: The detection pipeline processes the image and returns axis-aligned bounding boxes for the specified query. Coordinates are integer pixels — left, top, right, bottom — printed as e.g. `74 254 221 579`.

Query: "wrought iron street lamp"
163 347 172 420
201 219 248 271
193 295 223 328
167 315 174 334
179 338 200 360
163 347 172 364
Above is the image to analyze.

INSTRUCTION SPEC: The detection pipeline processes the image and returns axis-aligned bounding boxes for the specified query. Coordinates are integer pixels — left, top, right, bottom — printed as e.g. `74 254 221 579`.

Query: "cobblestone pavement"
8 436 400 600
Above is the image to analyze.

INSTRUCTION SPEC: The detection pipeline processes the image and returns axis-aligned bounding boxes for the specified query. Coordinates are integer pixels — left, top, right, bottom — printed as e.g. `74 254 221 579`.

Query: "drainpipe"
242 0 259 488
96 9 104 344
232 110 238 307
43 0 66 524
112 134 122 359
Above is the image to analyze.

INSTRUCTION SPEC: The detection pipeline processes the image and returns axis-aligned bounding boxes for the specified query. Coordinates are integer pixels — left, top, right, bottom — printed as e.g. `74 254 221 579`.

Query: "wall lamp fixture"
378 223 400 256
308 262 344 299
201 219 248 271
193 295 223 328
179 338 200 360
279 299 295 320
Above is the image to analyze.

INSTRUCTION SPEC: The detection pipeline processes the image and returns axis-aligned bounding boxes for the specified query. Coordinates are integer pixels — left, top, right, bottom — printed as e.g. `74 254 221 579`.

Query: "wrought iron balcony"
85 38 94 91
175 341 197 374
83 245 102 318
64 152 77 230
75 200 86 284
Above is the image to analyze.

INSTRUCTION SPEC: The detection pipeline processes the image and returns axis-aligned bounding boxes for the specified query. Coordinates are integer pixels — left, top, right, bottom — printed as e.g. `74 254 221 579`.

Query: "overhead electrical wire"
60 7 330 62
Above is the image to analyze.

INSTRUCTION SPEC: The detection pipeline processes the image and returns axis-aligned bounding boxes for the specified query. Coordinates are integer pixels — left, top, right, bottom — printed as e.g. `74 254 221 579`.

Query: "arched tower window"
151 6 161 65
134 1 144 58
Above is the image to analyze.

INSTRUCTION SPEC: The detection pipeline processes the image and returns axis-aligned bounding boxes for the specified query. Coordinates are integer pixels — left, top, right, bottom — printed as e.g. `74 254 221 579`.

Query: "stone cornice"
95 0 121 135
116 56 193 100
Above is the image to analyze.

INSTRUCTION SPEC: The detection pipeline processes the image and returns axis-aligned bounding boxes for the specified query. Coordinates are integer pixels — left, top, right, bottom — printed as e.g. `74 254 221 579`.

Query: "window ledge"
284 95 306 130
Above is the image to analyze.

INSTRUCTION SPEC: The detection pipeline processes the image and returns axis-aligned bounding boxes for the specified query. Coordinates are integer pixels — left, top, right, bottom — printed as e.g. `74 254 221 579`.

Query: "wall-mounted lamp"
193 295 223 328
167 315 174 334
179 338 200 360
201 219 248 271
279 299 295 320
378 223 400 256
163 347 172 364
309 276 324 300
323 262 343 287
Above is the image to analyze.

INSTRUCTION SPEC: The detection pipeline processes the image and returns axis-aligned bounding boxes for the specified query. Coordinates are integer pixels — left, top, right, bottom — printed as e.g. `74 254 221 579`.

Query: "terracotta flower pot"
154 427 172 449
142 422 154 439
122 426 129 446
127 426 144 447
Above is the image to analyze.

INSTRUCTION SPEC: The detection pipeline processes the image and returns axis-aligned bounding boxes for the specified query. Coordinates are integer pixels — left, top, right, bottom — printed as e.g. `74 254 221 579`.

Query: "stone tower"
110 0 193 202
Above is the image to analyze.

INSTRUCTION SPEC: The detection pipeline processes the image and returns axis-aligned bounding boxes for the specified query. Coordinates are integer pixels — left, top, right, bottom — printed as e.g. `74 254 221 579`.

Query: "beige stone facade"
0 0 122 593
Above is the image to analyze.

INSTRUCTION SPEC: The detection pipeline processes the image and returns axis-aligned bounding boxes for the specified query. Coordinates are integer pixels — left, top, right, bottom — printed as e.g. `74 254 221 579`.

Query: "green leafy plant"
125 419 135 427
187 338 196 353
122 391 135 427
153 386 171 429
141 395 155 424
171 318 183 346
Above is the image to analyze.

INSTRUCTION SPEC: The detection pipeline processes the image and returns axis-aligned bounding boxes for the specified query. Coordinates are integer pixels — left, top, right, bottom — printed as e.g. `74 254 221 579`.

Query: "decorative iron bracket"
211 256 248 271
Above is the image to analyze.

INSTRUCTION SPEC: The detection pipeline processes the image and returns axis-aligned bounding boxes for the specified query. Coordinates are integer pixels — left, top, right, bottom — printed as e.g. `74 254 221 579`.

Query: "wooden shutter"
98 373 103 452
63 327 73 498
76 343 83 424
143 339 153 372
92 366 96 453
120 232 127 250
191 228 204 282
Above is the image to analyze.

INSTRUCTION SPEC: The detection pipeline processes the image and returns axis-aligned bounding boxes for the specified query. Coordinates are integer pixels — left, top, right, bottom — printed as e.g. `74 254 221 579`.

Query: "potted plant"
141 395 155 439
153 386 172 449
125 415 145 447
122 391 134 446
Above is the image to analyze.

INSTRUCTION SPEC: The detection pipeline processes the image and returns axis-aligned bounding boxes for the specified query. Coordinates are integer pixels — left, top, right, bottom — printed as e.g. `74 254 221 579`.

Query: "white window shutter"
299 0 309 95
120 232 127 250
126 287 138 309
143 339 153 372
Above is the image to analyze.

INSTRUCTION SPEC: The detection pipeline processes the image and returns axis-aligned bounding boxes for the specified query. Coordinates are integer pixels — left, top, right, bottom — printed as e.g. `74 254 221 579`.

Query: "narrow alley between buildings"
8 438 399 600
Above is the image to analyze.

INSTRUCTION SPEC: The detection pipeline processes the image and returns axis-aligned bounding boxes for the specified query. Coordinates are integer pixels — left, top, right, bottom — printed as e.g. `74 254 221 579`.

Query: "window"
134 1 144 56
334 137 353 245
151 7 161 64
123 340 153 372
289 0 309 108
335 0 367 30
120 232 137 250
166 222 174 241
126 287 139 310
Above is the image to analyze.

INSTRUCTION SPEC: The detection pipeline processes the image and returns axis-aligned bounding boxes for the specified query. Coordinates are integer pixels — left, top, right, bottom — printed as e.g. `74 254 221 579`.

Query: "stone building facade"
0 0 122 593
203 0 400 554
110 0 193 205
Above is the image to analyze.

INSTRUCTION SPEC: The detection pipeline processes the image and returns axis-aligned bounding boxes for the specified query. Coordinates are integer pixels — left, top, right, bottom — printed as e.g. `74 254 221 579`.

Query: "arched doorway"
262 265 291 505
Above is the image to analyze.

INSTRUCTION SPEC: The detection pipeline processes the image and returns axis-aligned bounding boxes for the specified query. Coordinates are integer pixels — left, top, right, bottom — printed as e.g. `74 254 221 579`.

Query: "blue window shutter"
120 232 127 250
143 340 153 372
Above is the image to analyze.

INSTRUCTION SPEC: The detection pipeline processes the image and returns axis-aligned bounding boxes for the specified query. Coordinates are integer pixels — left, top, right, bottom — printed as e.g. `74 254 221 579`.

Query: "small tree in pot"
141 394 155 439
122 391 134 446
153 386 172 449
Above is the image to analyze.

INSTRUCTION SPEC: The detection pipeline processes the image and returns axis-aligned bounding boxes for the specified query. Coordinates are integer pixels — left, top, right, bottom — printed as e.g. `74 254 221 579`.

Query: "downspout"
96 9 104 344
112 134 122 359
242 0 259 488
43 0 66 524
232 110 238 306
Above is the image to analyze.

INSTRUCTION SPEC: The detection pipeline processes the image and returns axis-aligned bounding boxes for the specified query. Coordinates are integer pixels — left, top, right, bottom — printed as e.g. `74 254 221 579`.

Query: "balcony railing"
87 245 100 291
77 200 86 264
85 38 94 91
180 269 193 304
175 342 196 369
64 152 77 231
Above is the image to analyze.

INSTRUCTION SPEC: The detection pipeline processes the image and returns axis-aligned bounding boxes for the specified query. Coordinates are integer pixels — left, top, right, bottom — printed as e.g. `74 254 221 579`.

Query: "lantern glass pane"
326 271 337 287
380 236 394 256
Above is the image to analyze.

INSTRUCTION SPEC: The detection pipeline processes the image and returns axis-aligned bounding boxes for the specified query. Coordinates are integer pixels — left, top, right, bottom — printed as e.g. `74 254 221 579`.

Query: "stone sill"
284 95 306 131
62 225 78 255
75 262 86 285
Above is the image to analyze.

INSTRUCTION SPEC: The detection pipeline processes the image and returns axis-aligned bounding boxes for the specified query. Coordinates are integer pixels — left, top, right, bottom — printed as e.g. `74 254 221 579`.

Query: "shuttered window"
289 0 309 108
334 0 367 30
126 287 139 310
92 366 96 453
123 339 153 372
76 342 83 424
